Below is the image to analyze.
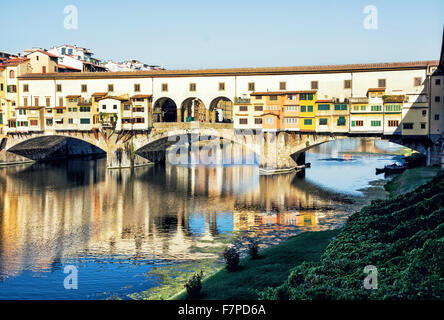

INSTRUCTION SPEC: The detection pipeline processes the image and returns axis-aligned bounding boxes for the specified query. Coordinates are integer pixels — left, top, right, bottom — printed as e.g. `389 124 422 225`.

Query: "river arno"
0 138 404 299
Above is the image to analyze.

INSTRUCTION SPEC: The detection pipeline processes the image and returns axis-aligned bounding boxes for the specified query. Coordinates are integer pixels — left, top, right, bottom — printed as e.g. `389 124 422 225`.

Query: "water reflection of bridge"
0 161 349 277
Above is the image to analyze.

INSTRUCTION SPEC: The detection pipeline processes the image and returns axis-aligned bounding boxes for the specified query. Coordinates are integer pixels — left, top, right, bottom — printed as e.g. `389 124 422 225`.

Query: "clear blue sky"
1 0 443 69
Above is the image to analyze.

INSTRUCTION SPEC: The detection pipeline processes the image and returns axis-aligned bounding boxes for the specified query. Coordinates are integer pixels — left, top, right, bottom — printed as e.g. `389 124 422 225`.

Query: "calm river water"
0 138 403 299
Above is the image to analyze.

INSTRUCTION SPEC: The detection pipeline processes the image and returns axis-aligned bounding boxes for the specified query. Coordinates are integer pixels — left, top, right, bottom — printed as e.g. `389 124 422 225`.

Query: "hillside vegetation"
260 173 444 300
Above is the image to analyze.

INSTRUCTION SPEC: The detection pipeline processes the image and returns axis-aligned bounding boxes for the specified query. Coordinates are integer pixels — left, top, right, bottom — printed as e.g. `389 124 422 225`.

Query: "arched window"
9 70 15 79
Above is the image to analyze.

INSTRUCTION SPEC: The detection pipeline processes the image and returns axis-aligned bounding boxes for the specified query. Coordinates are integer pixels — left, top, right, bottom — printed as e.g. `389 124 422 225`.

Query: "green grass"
175 229 340 300
385 166 442 197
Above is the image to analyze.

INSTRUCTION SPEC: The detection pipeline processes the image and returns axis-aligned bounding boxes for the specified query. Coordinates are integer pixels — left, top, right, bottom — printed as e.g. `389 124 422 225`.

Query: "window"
371 105 382 112
248 82 255 91
301 105 307 112
219 82 225 91
255 118 262 124
57 109 63 114
421 123 426 129
279 82 286 90
403 123 414 129
46 119 53 126
414 77 422 86
352 120 364 127
59 97 64 106
81 84 87 92
266 118 274 124
23 84 29 92
29 120 38 126
68 118 74 124
287 95 296 100
162 83 168 92
304 119 312 125
435 114 440 121
385 104 402 112
360 105 366 111
239 118 248 124
436 79 441 86
239 106 248 112
286 106 297 111
286 117 297 124
318 104 330 111
23 97 28 107
113 104 117 110
80 118 91 124
344 80 351 89
337 116 346 126
9 70 15 79
0 83 3 91
255 95 262 100
435 96 441 102
47 108 52 113
134 84 140 92
422 110 427 116
319 118 328 125
57 84 62 92
269 95 278 101
102 105 106 110
371 120 381 127
388 120 399 127
34 97 39 106
254 105 263 111
334 104 347 111
307 105 313 112
108 84 114 92
378 79 386 88
80 106 90 112
189 83 196 91
46 97 50 107
311 81 318 90
307 93 314 100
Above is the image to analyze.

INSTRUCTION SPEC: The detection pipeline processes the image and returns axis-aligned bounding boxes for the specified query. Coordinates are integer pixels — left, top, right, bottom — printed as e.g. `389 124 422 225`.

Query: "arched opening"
9 70 15 79
7 136 106 162
153 97 177 123
181 98 206 122
209 97 233 123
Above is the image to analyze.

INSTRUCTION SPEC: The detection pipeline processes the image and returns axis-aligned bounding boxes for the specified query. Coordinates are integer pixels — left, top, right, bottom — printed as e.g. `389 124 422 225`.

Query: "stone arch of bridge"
133 128 261 164
2 134 107 162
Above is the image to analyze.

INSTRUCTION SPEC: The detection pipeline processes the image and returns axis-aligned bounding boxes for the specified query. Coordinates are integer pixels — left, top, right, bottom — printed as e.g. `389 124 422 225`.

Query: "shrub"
223 247 240 271
184 271 203 299
248 240 259 259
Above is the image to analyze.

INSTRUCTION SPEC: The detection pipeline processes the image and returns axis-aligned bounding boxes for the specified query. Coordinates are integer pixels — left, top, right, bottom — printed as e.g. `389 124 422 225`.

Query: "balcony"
234 97 251 104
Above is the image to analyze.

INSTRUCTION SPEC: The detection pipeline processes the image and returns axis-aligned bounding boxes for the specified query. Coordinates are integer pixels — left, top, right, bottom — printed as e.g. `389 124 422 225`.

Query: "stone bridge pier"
258 132 345 173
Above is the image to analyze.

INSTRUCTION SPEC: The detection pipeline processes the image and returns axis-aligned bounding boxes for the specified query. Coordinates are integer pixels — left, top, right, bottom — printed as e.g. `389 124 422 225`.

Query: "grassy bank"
175 229 340 300
260 172 444 300
385 166 442 197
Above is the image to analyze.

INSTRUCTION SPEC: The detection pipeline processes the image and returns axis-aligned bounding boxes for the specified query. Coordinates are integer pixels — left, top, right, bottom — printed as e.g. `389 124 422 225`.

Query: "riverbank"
174 229 340 300
175 167 442 300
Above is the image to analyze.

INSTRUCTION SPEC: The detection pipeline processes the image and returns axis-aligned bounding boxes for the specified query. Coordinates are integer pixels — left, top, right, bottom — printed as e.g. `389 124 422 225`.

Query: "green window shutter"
301 106 306 112
308 94 313 100
319 118 328 125
351 121 355 127
308 105 313 112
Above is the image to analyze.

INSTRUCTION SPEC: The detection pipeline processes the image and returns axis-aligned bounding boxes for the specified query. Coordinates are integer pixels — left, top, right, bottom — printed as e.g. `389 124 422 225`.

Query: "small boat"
384 164 407 175
376 164 407 175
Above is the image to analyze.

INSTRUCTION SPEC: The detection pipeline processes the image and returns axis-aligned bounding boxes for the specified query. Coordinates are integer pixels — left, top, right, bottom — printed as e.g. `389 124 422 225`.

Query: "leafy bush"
259 173 444 300
184 271 204 299
248 240 259 259
223 247 240 272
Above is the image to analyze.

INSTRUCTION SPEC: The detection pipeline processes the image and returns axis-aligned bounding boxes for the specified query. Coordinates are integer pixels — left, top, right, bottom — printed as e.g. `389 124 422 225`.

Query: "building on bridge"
1 59 439 140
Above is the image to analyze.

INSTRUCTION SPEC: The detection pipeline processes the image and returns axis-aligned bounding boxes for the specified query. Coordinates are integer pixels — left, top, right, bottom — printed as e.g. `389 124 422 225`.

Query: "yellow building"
298 91 317 131
332 100 349 132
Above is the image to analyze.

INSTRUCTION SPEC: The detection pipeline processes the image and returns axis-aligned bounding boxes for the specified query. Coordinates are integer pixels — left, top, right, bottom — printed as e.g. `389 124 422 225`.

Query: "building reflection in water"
0 141 371 279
